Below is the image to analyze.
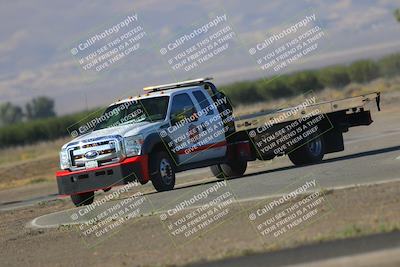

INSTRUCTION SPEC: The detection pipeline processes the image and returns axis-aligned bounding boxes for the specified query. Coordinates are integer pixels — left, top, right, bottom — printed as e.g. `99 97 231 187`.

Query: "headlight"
123 135 144 157
59 149 70 170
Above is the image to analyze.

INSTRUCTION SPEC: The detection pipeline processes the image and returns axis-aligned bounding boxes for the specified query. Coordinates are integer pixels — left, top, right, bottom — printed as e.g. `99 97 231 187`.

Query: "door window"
192 90 214 115
170 93 197 125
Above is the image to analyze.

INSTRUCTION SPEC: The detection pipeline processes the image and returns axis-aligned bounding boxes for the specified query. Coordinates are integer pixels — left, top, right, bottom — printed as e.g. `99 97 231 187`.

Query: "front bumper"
56 155 149 195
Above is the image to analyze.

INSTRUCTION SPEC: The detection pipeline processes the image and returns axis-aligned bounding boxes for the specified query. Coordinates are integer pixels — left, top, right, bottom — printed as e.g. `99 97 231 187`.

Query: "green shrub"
257 76 294 98
287 71 323 93
220 81 266 105
378 53 400 77
348 60 380 83
0 110 98 148
318 65 351 88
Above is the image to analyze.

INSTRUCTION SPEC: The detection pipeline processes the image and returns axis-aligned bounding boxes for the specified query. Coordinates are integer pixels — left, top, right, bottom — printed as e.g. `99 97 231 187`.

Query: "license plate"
85 161 98 169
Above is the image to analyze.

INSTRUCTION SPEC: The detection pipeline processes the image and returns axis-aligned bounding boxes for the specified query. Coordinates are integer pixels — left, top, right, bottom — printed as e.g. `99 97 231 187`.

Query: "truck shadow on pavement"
168 145 400 193
2 145 399 209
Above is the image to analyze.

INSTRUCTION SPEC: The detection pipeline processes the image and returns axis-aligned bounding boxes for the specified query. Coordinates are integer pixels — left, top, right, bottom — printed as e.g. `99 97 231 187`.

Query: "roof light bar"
143 77 213 92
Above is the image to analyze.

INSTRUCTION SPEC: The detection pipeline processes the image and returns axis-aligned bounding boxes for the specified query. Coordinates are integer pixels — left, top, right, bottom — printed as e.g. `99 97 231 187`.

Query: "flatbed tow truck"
56 78 380 206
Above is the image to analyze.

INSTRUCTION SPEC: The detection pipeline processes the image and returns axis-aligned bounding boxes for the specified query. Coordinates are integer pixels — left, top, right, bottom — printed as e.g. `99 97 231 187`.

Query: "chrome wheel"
159 158 173 185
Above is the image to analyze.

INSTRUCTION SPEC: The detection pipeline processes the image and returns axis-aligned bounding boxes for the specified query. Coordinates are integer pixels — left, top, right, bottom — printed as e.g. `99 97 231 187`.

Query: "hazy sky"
1 0 400 114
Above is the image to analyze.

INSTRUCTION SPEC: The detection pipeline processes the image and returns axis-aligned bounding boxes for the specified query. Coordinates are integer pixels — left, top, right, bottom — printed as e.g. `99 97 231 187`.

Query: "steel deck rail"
234 92 380 131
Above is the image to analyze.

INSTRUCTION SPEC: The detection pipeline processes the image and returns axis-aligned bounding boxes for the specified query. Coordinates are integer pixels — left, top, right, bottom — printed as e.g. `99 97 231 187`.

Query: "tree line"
0 108 100 148
220 53 400 105
1 52 400 148
0 96 56 126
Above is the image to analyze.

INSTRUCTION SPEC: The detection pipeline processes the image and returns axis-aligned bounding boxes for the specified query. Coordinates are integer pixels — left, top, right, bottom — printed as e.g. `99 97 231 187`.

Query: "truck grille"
66 136 124 171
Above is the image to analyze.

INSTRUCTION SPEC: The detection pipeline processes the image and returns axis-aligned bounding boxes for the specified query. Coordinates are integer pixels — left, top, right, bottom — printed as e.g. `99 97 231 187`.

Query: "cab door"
167 93 200 165
188 89 227 162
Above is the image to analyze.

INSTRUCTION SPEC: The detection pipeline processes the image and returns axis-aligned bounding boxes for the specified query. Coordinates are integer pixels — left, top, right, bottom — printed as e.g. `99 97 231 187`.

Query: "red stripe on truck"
176 141 227 155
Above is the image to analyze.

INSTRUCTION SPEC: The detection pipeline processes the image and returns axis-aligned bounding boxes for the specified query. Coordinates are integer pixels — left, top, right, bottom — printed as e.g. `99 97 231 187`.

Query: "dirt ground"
0 180 399 267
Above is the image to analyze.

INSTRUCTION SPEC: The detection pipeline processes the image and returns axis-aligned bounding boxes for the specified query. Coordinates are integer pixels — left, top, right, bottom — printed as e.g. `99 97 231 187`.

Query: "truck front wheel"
150 151 176 192
288 134 325 166
211 159 247 179
71 191 94 207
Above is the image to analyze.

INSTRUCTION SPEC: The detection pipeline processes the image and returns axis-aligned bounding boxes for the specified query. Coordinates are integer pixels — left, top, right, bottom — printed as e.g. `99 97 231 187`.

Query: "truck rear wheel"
210 165 224 179
288 134 325 166
71 191 94 207
211 159 247 179
150 151 175 192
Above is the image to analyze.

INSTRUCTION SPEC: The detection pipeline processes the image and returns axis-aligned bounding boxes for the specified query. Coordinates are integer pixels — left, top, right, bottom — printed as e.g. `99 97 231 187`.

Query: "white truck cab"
57 78 247 206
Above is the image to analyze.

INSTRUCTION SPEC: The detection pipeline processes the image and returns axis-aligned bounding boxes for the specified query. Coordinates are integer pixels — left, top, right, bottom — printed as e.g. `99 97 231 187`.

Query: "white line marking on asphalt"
27 177 400 229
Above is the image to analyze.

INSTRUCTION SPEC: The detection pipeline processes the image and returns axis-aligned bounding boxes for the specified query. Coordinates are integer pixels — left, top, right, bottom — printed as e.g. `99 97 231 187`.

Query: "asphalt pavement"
0 106 398 225
25 107 400 228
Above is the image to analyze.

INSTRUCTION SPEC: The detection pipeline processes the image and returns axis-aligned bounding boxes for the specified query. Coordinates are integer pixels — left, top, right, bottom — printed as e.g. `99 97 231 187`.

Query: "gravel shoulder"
0 179 399 267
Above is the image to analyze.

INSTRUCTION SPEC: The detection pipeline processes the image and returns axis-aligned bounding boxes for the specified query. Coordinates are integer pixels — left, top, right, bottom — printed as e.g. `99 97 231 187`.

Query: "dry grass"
0 138 68 190
0 177 54 190
0 138 68 166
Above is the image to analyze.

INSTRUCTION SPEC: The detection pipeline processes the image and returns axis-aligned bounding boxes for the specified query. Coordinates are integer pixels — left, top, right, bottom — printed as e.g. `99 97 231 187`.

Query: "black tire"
71 191 94 207
150 151 175 192
214 159 247 179
210 165 224 179
288 134 325 166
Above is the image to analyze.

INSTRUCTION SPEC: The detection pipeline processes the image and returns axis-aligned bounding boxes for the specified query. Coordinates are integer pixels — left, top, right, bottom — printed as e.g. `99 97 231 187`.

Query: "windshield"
94 96 169 130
